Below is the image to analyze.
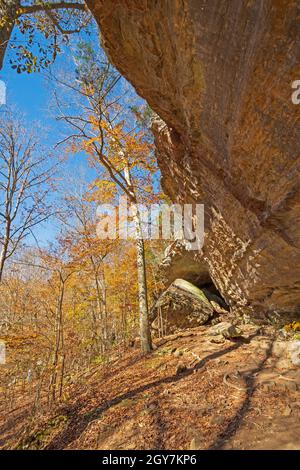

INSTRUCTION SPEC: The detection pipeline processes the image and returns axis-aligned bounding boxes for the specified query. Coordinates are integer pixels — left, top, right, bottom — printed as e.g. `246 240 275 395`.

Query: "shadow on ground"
45 334 261 450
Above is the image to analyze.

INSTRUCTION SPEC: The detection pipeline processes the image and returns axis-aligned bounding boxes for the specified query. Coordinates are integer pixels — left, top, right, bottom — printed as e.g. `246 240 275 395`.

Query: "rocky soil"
1 324 300 450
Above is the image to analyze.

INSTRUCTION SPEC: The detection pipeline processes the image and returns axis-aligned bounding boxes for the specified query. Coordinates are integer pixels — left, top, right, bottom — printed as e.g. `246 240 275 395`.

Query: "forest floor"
1 324 300 450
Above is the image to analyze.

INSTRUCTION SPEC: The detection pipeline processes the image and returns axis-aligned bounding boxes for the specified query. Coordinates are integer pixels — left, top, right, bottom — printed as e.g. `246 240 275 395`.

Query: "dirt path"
1 325 300 450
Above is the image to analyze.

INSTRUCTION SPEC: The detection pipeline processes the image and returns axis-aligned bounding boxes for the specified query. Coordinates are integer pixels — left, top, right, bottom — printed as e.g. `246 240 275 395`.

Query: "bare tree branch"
0 112 56 281
19 2 87 15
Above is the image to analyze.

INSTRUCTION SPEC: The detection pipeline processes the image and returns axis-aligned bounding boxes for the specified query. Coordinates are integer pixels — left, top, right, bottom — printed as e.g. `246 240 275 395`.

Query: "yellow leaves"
88 116 111 134
81 136 97 156
81 114 157 190
83 84 95 96
284 322 300 332
1 332 40 348
86 137 97 146
87 179 118 203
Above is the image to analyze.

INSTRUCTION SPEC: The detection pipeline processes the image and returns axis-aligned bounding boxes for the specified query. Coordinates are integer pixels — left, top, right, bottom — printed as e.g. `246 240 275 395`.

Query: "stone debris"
288 341 300 366
208 322 242 339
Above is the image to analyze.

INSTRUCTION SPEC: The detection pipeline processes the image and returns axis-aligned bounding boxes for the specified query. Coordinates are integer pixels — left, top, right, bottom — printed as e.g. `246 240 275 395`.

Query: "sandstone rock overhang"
87 0 300 321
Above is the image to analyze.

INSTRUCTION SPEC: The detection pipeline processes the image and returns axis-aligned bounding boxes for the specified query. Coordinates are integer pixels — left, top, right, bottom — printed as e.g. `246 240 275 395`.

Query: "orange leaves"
84 114 153 166
87 179 118 204
81 136 98 157
79 111 158 208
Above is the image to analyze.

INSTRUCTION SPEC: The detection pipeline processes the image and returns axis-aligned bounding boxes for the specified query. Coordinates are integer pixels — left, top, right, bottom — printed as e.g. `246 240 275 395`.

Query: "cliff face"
87 0 300 321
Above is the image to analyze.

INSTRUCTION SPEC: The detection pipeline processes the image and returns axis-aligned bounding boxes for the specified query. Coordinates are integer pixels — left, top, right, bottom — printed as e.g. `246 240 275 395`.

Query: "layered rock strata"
88 0 300 321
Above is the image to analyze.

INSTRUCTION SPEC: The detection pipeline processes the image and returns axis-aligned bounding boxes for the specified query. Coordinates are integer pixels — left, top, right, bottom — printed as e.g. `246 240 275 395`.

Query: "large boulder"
88 0 300 322
151 279 219 334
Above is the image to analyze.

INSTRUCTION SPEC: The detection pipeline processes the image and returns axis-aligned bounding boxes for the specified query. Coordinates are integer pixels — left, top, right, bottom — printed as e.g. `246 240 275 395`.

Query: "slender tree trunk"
91 305 99 355
58 353 65 399
99 267 108 345
90 256 106 353
124 165 152 354
0 243 7 282
135 217 152 353
50 277 65 404
0 0 20 70
122 291 127 342
0 218 11 282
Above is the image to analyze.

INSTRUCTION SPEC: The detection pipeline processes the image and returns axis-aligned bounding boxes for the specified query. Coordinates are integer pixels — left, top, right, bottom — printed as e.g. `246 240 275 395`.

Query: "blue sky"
0 18 156 252
0 23 105 245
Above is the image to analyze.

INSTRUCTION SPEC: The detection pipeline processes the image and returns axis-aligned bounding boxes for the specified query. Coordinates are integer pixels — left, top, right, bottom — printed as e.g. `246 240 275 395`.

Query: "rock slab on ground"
152 279 216 334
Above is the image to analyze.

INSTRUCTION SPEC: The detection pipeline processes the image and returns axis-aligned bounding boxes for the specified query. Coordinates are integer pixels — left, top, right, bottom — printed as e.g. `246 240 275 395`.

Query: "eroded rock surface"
88 0 300 321
160 240 210 287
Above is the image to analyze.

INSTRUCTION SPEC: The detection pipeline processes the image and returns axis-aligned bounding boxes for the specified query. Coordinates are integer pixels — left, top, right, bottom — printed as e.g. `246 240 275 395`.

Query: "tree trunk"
0 217 11 282
134 216 152 354
0 0 20 70
0 242 7 282
123 165 152 354
90 256 106 353
99 267 108 345
50 277 65 404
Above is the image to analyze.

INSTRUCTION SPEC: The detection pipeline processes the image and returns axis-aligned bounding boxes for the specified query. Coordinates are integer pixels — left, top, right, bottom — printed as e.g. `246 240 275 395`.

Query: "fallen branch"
278 375 297 382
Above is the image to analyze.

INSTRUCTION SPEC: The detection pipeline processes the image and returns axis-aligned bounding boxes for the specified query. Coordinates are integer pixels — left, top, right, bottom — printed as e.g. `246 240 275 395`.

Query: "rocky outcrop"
88 0 300 321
